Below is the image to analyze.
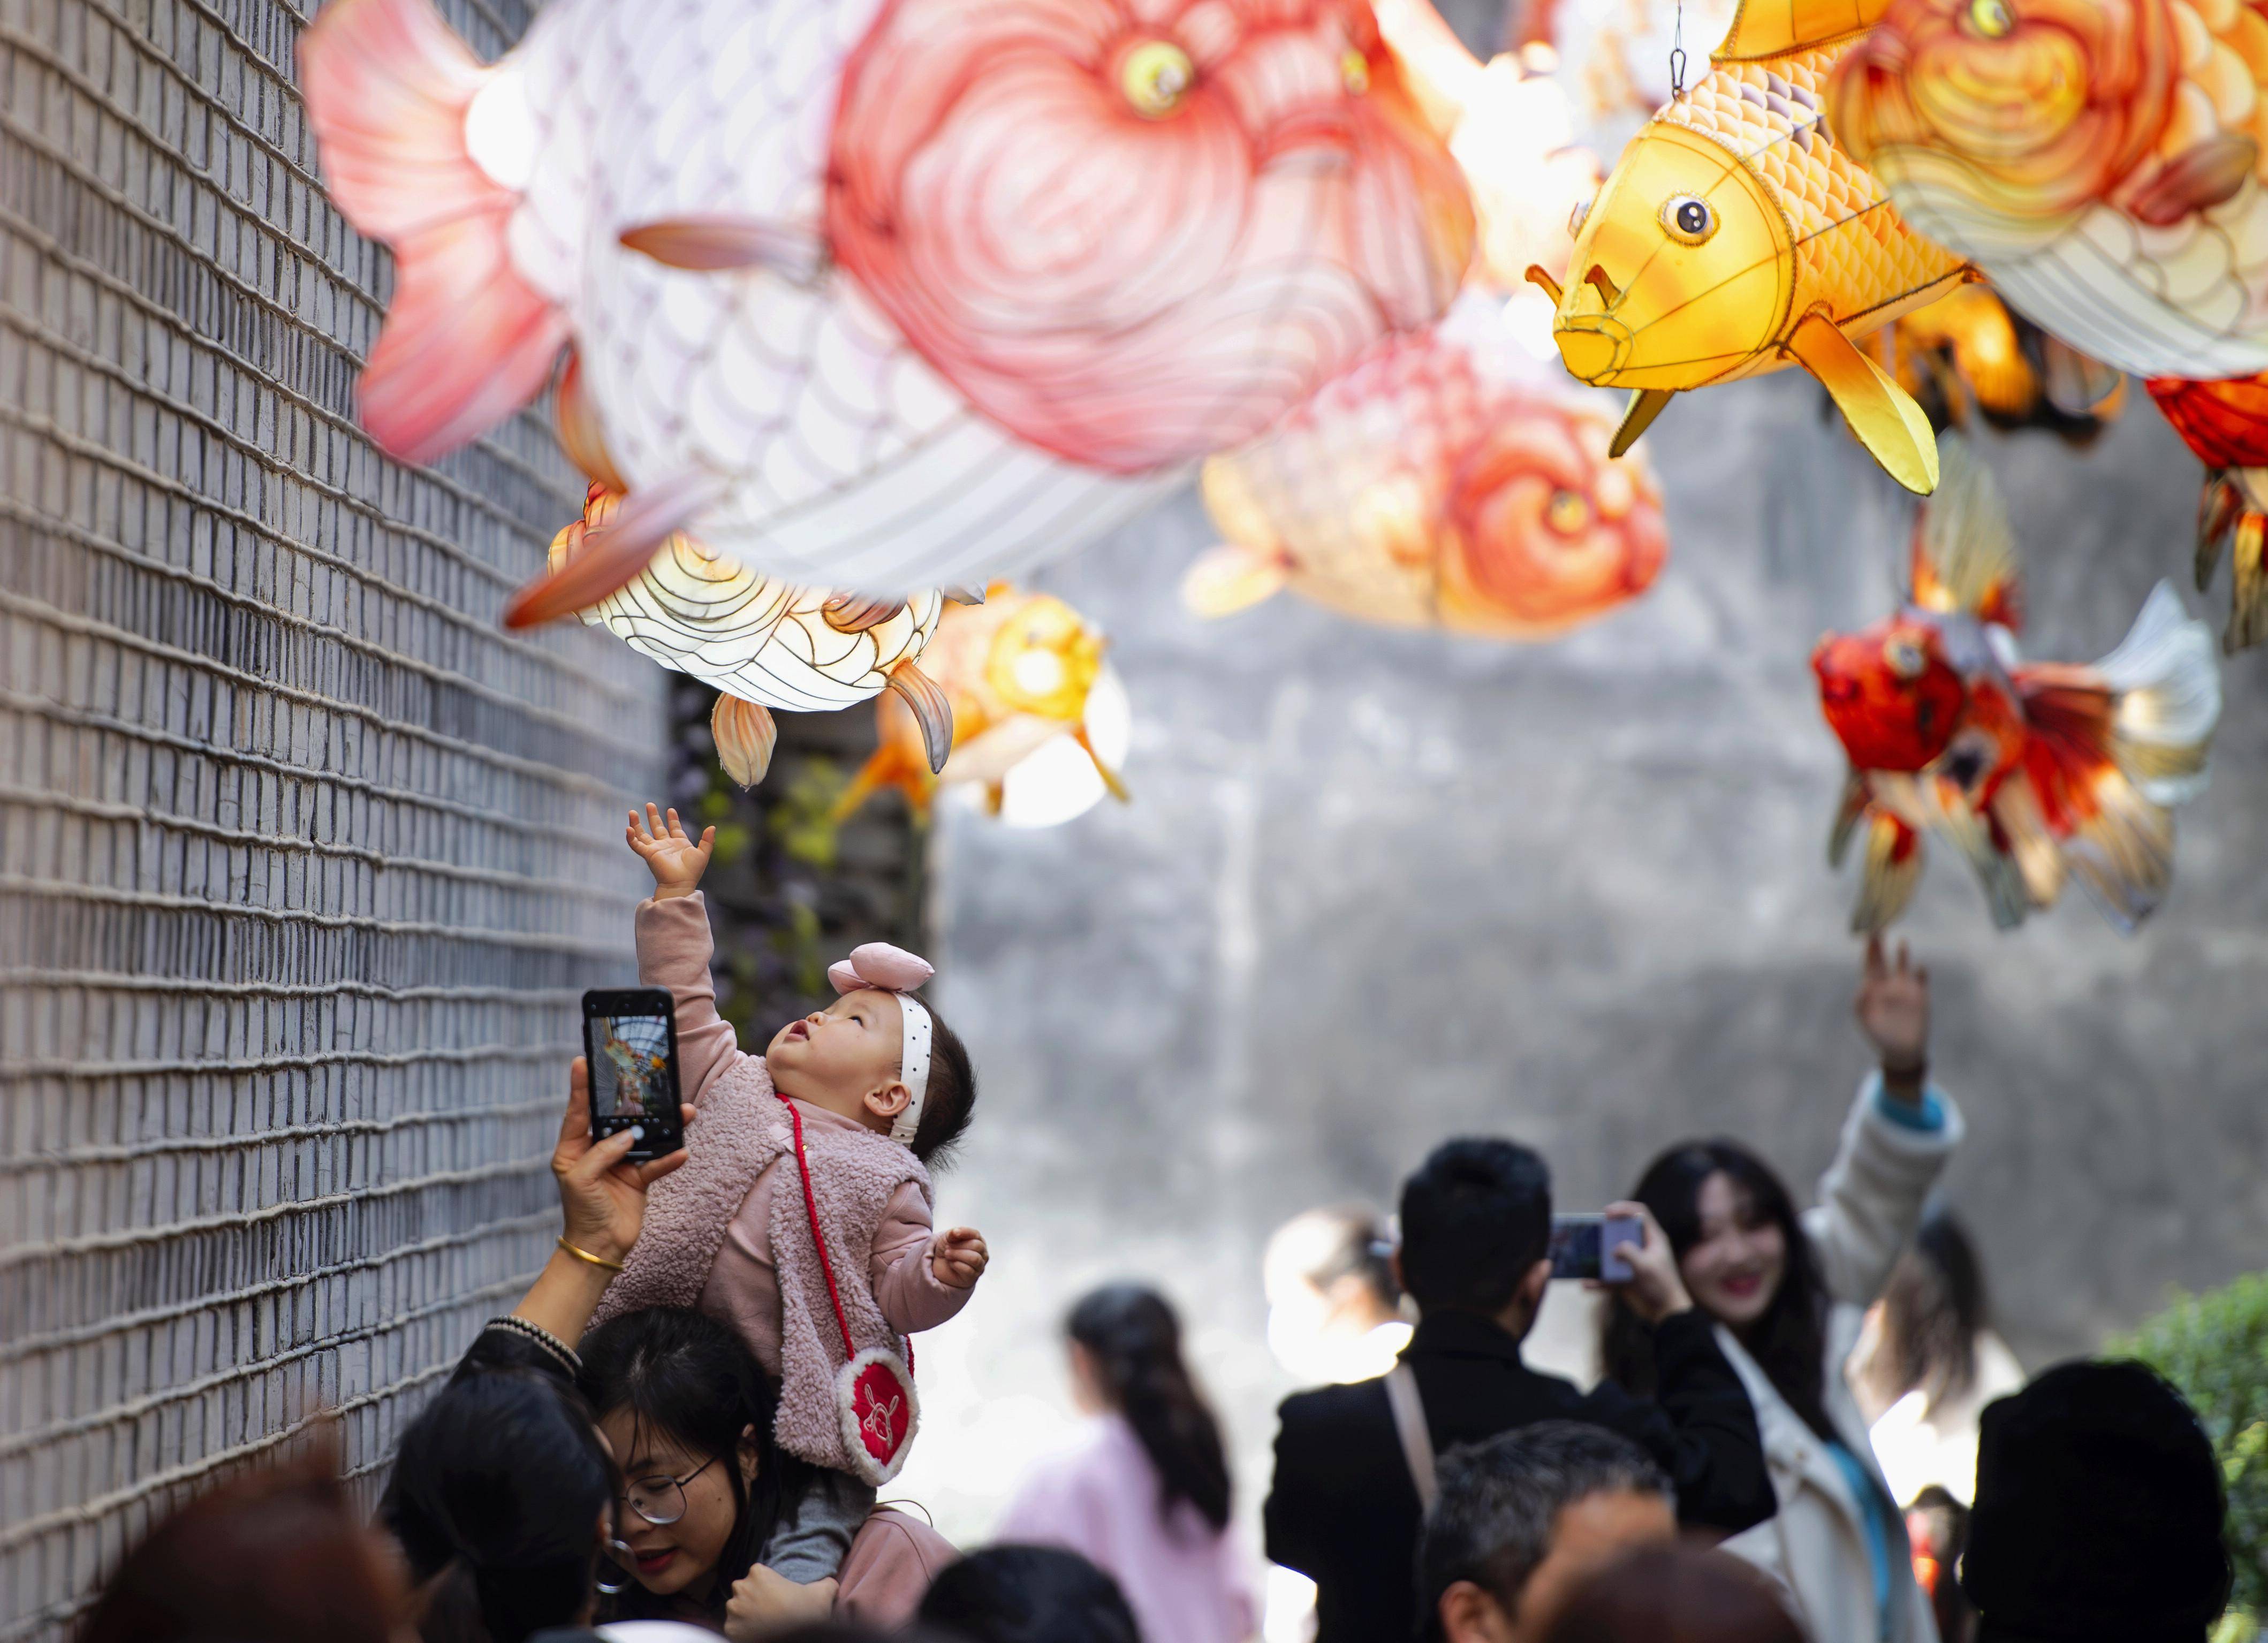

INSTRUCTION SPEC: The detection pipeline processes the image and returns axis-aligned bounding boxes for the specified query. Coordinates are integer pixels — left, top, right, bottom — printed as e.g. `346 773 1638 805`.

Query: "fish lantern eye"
1341 49 1370 95
1545 489 1591 535
1121 40 1195 119
1966 0 2013 35
1659 194 1717 245
1569 195 1593 238
1883 634 1928 679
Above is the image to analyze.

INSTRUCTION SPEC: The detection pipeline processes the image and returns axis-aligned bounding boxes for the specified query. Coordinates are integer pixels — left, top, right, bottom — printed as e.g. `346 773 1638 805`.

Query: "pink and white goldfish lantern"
299 0 1478 622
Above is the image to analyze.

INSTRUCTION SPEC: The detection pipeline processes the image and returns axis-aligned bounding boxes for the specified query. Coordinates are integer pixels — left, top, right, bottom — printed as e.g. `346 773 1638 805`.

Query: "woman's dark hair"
82 1440 406 1643
380 1369 615 1643
577 1306 809 1624
909 998 976 1166
1599 1140 1835 1440
919 1545 1140 1643
1066 1283 1233 1534
1878 1210 1986 1413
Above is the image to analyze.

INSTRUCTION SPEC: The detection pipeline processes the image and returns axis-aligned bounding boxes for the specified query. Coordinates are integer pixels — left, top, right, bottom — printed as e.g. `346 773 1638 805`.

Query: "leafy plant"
2114 1273 2268 1629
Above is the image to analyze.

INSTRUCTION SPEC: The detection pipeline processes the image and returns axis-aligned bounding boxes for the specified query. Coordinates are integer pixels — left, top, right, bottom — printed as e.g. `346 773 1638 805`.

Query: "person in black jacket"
1264 1138 1774 1643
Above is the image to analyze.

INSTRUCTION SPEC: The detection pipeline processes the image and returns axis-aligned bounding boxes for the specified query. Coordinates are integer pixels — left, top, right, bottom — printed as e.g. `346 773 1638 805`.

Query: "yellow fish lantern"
547 485 956 789
838 587 1132 825
1533 19 1974 493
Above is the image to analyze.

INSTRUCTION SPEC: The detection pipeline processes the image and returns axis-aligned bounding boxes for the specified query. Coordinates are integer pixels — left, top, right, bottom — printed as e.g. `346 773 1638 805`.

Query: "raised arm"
627 804 748 1107
504 1057 689 1355
1802 936 1964 1305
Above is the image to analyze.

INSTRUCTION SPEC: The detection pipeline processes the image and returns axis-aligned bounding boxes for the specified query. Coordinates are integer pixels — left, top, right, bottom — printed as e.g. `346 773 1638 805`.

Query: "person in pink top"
998 1286 1259 1643
595 804 990 1602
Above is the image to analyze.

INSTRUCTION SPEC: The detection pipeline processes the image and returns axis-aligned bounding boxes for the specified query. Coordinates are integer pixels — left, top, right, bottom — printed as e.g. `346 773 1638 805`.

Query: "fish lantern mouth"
1555 317 1632 384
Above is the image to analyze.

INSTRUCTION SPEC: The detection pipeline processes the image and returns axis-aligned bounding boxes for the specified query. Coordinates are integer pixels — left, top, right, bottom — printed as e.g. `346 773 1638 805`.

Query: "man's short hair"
1420 1421 1673 1634
1399 1138 1552 1314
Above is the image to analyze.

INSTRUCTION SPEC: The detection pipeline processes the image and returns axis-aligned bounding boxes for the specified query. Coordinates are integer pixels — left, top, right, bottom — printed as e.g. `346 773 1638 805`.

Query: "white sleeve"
1800 1073 1964 1309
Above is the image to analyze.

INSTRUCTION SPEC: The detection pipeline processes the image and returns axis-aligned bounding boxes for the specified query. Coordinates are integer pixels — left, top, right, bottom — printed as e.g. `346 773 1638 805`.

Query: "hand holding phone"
1549 1213 1644 1283
582 988 685 1162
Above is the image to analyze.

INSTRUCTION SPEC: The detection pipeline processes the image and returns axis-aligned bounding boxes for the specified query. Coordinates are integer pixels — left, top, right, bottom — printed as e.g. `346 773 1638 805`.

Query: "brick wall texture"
0 0 667 1633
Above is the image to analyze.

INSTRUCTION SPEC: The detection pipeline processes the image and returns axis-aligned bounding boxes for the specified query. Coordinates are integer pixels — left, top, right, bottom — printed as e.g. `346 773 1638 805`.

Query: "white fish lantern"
298 0 1478 621
547 487 959 786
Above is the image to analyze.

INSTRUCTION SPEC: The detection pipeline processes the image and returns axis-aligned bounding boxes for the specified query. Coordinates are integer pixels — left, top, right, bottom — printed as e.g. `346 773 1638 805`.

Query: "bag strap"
1385 1362 1437 1510
773 1092 913 1374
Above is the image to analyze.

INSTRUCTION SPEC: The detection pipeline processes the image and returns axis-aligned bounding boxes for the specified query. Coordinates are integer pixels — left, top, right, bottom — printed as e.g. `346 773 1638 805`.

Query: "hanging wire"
1670 0 1689 99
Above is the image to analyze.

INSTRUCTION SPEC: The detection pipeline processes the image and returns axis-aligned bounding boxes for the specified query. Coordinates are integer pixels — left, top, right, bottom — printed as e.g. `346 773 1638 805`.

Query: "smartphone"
581 988 684 1162
1549 1213 1643 1283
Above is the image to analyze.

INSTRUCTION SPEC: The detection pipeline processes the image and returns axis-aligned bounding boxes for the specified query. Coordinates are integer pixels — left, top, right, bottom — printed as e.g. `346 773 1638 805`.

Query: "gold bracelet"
556 1236 626 1273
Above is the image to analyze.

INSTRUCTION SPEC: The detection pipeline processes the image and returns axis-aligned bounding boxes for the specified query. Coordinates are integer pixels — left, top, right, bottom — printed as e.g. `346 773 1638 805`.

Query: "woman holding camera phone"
383 1061 948 1643
1596 938 1958 1643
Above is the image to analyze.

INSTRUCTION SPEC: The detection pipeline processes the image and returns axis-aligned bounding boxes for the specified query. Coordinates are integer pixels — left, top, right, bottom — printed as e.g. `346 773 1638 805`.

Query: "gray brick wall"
0 0 666 1633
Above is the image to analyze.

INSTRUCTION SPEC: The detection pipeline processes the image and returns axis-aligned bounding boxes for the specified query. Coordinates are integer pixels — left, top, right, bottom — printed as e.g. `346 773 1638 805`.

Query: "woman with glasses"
385 1060 949 1640
580 1306 955 1634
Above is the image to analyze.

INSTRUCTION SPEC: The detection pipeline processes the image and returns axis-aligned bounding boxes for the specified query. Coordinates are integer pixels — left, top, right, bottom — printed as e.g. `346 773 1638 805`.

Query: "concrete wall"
896 369 2268 1545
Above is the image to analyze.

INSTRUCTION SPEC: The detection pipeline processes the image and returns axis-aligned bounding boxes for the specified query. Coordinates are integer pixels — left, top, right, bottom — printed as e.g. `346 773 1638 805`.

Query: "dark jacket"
1263 1308 1774 1643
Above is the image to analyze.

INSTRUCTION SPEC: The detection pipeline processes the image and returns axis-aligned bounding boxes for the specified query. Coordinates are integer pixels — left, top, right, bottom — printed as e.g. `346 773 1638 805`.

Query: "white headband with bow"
828 944 935 1148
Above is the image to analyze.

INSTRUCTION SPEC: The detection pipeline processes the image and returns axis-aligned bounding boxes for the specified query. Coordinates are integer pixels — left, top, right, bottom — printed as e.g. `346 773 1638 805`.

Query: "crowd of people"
74 824 2241 1643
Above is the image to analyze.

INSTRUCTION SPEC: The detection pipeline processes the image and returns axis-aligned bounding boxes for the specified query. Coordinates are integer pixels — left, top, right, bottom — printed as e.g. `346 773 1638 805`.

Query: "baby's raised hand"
627 803 715 900
932 1226 989 1289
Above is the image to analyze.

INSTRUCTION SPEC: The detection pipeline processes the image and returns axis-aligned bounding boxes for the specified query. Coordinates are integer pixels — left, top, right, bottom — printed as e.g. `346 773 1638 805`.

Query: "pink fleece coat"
592 896 974 1474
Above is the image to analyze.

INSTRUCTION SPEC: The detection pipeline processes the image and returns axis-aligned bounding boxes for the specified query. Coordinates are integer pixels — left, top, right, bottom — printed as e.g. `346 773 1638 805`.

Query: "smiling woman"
580 1307 808 1623
1593 939 1967 1643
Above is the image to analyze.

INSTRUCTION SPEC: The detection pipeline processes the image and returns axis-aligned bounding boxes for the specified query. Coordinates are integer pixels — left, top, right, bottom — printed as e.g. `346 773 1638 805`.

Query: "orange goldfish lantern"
547 485 959 789
1829 0 2268 384
838 587 1131 826
1535 0 1973 493
1867 285 2125 442
302 0 1476 616
1184 297 1667 635
1813 440 2220 933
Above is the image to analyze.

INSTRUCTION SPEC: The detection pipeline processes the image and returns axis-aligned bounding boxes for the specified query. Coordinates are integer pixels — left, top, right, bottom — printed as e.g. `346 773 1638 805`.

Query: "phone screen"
1549 1213 1642 1283
582 989 682 1161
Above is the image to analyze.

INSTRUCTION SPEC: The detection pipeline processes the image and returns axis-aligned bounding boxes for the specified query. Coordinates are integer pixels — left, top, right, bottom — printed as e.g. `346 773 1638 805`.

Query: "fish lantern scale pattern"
0 0 664 1636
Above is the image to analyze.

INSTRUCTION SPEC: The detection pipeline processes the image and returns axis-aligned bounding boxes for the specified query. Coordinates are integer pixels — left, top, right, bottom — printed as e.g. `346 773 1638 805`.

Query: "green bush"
2114 1273 2268 1632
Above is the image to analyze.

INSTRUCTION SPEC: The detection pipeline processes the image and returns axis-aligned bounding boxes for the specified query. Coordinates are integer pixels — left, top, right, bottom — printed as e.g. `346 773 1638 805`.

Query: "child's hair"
577 1307 813 1627
907 995 976 1166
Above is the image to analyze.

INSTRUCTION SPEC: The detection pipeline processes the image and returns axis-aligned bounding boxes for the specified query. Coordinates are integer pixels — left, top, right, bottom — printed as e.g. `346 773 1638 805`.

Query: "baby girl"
593 804 988 1588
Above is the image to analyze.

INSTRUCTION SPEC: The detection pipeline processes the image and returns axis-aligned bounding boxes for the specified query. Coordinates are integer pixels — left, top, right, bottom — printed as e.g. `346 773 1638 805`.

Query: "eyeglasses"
617 1454 719 1528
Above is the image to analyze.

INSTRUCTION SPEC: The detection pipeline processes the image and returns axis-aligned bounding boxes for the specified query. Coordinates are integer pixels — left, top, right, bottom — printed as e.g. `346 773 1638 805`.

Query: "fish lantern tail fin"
1908 435 2022 630
2011 583 2220 931
1787 313 1939 495
300 0 567 463
2196 471 2268 651
1849 810 1923 934
1180 544 1290 619
833 736 932 825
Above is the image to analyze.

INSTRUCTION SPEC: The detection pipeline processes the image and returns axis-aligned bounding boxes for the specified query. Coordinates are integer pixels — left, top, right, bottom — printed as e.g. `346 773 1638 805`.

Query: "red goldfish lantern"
1812 440 2220 933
